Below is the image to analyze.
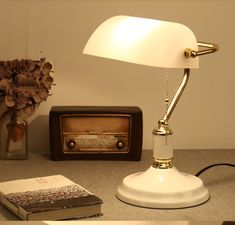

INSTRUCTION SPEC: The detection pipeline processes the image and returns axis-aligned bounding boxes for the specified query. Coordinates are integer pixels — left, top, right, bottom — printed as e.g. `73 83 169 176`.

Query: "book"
0 175 103 220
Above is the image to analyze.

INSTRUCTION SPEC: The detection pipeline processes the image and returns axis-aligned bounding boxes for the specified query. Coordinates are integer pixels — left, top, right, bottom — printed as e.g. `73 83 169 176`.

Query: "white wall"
0 0 234 152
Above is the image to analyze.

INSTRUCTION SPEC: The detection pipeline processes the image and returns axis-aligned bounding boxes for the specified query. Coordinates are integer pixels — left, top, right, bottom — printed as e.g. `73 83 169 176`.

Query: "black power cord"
195 163 235 177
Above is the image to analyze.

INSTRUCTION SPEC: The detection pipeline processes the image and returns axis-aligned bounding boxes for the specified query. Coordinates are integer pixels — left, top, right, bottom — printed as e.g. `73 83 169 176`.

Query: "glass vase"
0 111 28 159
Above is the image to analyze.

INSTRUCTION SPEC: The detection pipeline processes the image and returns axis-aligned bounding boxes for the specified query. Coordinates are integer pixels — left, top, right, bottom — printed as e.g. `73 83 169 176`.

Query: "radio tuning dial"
117 140 125 149
67 140 76 149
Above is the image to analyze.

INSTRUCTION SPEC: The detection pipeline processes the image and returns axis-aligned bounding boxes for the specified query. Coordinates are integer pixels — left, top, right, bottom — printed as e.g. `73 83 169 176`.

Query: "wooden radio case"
49 106 143 160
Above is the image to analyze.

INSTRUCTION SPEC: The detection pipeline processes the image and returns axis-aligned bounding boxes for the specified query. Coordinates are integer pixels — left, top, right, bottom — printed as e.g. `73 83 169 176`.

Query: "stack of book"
0 175 103 220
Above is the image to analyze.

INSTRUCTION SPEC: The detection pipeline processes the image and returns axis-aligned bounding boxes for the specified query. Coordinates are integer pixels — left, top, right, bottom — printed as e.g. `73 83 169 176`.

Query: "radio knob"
67 140 76 149
117 140 125 149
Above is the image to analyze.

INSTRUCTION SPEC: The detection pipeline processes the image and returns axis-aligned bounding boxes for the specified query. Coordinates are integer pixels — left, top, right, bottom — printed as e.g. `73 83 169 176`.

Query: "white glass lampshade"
83 15 199 68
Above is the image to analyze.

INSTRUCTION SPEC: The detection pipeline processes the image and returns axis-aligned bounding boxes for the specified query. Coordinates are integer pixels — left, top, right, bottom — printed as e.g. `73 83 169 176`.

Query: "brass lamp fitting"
153 119 173 136
153 158 173 169
185 42 219 58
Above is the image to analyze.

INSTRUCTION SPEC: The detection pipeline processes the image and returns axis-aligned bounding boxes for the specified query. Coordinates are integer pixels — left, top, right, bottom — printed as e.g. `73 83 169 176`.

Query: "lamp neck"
152 68 191 167
163 68 190 123
153 68 190 136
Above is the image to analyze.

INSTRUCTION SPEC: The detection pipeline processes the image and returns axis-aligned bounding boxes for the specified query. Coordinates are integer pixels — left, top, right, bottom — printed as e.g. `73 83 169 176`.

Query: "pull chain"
165 68 169 145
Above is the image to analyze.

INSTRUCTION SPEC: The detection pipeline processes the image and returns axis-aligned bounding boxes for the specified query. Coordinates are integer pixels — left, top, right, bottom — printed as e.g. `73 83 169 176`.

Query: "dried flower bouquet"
0 58 54 150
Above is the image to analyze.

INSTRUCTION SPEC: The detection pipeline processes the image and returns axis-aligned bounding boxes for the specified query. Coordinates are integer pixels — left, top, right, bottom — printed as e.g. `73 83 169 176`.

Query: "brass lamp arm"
162 41 219 122
162 68 190 122
185 41 219 58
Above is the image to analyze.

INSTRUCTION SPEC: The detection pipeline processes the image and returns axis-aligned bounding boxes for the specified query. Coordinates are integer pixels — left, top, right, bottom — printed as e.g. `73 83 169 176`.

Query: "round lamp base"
116 166 209 208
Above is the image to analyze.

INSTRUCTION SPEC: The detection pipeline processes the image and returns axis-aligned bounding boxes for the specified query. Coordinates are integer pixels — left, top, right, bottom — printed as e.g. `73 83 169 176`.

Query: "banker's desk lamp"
83 16 218 208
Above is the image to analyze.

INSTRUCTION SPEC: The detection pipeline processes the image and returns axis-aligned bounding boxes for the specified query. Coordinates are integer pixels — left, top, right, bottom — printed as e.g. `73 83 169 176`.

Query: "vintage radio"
49 106 143 160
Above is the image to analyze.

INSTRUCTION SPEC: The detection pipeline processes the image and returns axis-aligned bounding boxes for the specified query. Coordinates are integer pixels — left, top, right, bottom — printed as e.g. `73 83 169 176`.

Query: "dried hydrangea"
0 58 54 118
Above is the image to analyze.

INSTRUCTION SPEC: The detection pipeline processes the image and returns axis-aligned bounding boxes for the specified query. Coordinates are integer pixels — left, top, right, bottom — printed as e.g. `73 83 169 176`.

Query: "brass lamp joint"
153 159 173 169
153 119 173 136
184 41 219 58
